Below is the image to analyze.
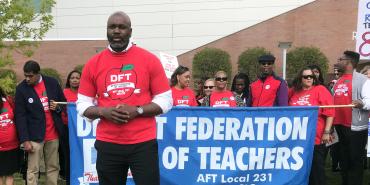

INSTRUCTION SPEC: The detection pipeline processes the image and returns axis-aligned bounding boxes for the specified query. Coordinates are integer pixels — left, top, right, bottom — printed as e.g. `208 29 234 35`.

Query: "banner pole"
319 104 355 108
53 102 68 105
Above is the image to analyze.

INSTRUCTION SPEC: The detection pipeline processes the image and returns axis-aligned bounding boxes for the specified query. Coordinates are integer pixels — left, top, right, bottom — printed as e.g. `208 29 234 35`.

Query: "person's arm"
321 116 334 144
77 90 172 124
49 80 67 113
276 80 289 106
352 79 370 110
14 86 32 152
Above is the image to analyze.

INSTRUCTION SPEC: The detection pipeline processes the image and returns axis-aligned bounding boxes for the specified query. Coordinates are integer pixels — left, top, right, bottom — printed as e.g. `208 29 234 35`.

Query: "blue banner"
68 105 318 185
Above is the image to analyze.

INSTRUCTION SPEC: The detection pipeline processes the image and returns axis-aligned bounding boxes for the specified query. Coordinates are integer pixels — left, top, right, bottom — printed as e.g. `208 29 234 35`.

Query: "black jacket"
15 75 66 143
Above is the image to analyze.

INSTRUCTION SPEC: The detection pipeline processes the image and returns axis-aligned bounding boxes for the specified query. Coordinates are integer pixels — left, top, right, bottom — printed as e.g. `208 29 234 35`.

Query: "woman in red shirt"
289 66 334 185
64 70 81 102
0 87 19 185
170 66 197 107
60 70 81 184
209 71 236 107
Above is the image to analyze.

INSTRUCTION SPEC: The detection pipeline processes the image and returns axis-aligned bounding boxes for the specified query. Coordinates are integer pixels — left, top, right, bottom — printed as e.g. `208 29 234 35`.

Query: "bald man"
76 11 172 185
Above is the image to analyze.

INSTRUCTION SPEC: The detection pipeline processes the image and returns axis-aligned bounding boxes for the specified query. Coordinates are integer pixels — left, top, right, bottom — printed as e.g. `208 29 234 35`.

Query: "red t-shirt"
289 85 335 145
34 80 59 141
171 87 197 107
62 88 78 125
210 90 236 107
333 74 352 127
79 46 170 144
64 88 78 102
0 98 18 151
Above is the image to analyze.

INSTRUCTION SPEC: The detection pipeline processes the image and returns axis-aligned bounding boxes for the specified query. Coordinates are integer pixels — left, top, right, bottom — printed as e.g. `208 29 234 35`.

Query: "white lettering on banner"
83 139 97 183
175 117 308 141
77 115 98 137
196 147 304 171
196 174 218 183
162 147 189 169
110 73 132 82
156 117 167 140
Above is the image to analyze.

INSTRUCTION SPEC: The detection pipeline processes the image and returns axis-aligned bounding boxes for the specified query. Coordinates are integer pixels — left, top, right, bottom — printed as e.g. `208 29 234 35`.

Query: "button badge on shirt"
28 98 34 103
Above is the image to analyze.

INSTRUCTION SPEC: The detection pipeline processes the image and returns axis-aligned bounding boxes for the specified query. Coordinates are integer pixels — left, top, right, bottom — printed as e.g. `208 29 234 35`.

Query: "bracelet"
323 130 331 134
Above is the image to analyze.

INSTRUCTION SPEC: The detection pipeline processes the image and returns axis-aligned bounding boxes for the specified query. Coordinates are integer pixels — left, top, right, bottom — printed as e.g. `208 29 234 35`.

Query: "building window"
32 0 52 13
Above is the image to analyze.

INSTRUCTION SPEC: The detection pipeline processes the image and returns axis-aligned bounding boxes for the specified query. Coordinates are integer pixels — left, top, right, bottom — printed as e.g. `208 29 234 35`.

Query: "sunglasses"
203 86 214 89
337 58 351 62
260 62 273 66
302 75 314 79
215 77 227 81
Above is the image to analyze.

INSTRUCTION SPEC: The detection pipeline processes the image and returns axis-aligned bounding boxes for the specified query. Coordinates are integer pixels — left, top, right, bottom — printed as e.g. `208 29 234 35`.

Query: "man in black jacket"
15 60 66 185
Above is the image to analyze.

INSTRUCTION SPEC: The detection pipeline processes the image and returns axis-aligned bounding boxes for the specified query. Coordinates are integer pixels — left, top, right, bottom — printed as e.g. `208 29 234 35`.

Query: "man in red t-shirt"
15 60 66 185
76 11 172 185
333 51 370 185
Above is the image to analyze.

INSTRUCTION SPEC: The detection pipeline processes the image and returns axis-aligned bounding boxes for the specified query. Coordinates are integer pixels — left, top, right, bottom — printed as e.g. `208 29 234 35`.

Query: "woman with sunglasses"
198 78 215 106
209 71 236 107
288 66 334 185
170 66 197 106
231 73 250 107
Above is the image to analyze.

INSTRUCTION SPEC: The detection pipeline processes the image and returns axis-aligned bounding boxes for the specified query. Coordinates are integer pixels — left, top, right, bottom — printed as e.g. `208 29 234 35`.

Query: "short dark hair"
343 50 360 65
23 60 40 74
170 66 190 87
65 70 82 88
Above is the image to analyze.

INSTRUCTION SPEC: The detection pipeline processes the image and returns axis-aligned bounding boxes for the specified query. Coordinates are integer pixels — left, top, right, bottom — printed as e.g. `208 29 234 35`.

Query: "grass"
12 159 370 185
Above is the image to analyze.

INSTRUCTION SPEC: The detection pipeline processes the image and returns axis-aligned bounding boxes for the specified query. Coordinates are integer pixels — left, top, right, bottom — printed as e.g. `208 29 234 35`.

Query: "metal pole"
282 48 287 80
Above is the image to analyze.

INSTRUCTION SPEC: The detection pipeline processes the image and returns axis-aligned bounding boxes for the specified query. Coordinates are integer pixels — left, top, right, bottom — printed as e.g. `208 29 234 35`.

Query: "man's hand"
116 104 139 120
49 100 58 111
23 141 33 152
99 104 138 124
352 100 364 109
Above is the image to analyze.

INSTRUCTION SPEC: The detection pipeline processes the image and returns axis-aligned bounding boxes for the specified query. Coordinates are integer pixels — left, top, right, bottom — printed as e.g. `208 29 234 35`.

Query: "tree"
286 47 329 81
192 47 232 87
0 69 16 95
41 68 62 85
74 64 85 73
237 47 271 81
0 0 55 67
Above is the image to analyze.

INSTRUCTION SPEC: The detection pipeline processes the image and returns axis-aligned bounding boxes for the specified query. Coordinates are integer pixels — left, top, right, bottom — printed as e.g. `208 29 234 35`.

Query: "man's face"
336 55 352 72
107 14 132 52
24 72 40 86
259 61 274 76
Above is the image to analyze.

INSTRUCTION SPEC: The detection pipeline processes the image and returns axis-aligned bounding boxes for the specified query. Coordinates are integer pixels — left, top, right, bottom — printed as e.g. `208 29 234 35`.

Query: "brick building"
177 0 362 82
8 0 364 84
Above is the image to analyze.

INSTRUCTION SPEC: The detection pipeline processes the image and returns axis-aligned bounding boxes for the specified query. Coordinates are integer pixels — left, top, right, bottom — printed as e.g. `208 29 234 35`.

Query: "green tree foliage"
192 48 232 87
74 64 84 73
0 69 17 95
286 47 329 81
41 68 61 85
238 47 271 81
0 0 55 67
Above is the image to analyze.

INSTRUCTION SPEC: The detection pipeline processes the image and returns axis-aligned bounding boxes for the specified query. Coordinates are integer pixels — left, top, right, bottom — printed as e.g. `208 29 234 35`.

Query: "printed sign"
69 106 318 185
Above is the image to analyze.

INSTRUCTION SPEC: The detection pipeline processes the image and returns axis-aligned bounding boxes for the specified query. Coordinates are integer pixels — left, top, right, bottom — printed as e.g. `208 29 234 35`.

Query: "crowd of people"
0 11 370 185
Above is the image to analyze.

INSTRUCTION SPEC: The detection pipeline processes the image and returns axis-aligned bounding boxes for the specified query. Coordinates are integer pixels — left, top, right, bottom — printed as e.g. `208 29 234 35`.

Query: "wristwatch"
136 106 144 115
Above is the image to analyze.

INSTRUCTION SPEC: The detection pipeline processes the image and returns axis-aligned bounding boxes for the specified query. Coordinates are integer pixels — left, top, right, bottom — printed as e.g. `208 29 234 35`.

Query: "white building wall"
47 0 315 56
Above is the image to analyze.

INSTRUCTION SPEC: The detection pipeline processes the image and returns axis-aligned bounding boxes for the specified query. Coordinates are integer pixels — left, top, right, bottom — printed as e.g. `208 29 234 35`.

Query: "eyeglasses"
215 77 227 81
203 86 214 89
337 58 351 62
260 62 273 66
334 73 339 76
302 75 314 79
